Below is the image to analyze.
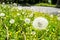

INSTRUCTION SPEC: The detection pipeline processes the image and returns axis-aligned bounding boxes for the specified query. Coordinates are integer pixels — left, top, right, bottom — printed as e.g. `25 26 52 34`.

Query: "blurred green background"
0 0 60 7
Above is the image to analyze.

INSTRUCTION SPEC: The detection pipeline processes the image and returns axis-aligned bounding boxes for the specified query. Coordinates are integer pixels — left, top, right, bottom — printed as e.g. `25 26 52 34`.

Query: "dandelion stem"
22 32 26 40
5 24 9 40
1 18 9 40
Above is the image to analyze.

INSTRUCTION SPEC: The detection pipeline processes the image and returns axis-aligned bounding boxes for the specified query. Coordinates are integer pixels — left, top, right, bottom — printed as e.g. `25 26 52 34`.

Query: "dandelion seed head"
9 19 15 24
2 2 5 5
32 17 48 30
0 13 5 17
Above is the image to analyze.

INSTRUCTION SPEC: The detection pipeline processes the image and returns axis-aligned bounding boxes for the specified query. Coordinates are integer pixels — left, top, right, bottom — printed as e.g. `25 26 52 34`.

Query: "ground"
18 6 60 15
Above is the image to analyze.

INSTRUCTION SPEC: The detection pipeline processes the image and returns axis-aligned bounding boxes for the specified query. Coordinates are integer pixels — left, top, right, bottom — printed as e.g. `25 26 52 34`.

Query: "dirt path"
18 6 60 15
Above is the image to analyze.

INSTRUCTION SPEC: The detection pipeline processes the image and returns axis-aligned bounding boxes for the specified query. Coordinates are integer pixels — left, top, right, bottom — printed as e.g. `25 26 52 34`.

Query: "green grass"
34 3 56 7
0 4 60 40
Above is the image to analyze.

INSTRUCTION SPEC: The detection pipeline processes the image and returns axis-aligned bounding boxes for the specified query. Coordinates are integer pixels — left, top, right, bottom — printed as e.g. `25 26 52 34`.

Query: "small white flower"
24 18 30 24
13 3 17 6
32 17 48 30
2 2 5 5
9 19 15 24
48 0 51 3
0 13 5 17
17 13 20 16
57 17 60 20
31 31 36 35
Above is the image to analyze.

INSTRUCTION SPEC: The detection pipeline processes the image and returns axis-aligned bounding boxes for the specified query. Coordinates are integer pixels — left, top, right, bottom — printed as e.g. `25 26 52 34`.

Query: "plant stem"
5 24 9 40
22 32 26 40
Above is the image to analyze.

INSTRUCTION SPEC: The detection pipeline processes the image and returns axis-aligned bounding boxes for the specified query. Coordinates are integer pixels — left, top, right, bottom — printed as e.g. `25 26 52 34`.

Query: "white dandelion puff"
24 18 30 24
32 17 48 30
2 2 5 5
0 13 5 17
9 19 15 24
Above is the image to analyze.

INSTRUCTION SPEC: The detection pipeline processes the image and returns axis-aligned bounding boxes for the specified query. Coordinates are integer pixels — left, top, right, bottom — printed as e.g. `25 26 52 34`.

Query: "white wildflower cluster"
0 13 5 17
9 19 15 24
32 17 48 30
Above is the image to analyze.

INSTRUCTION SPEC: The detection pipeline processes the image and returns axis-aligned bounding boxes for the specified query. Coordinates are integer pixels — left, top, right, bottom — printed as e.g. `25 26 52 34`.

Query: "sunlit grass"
34 3 56 7
0 4 60 40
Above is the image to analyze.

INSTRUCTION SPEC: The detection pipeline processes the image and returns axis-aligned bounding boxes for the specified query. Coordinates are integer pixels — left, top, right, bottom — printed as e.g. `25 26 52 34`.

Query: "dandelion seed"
9 19 15 24
32 17 48 30
24 18 30 24
0 13 5 17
